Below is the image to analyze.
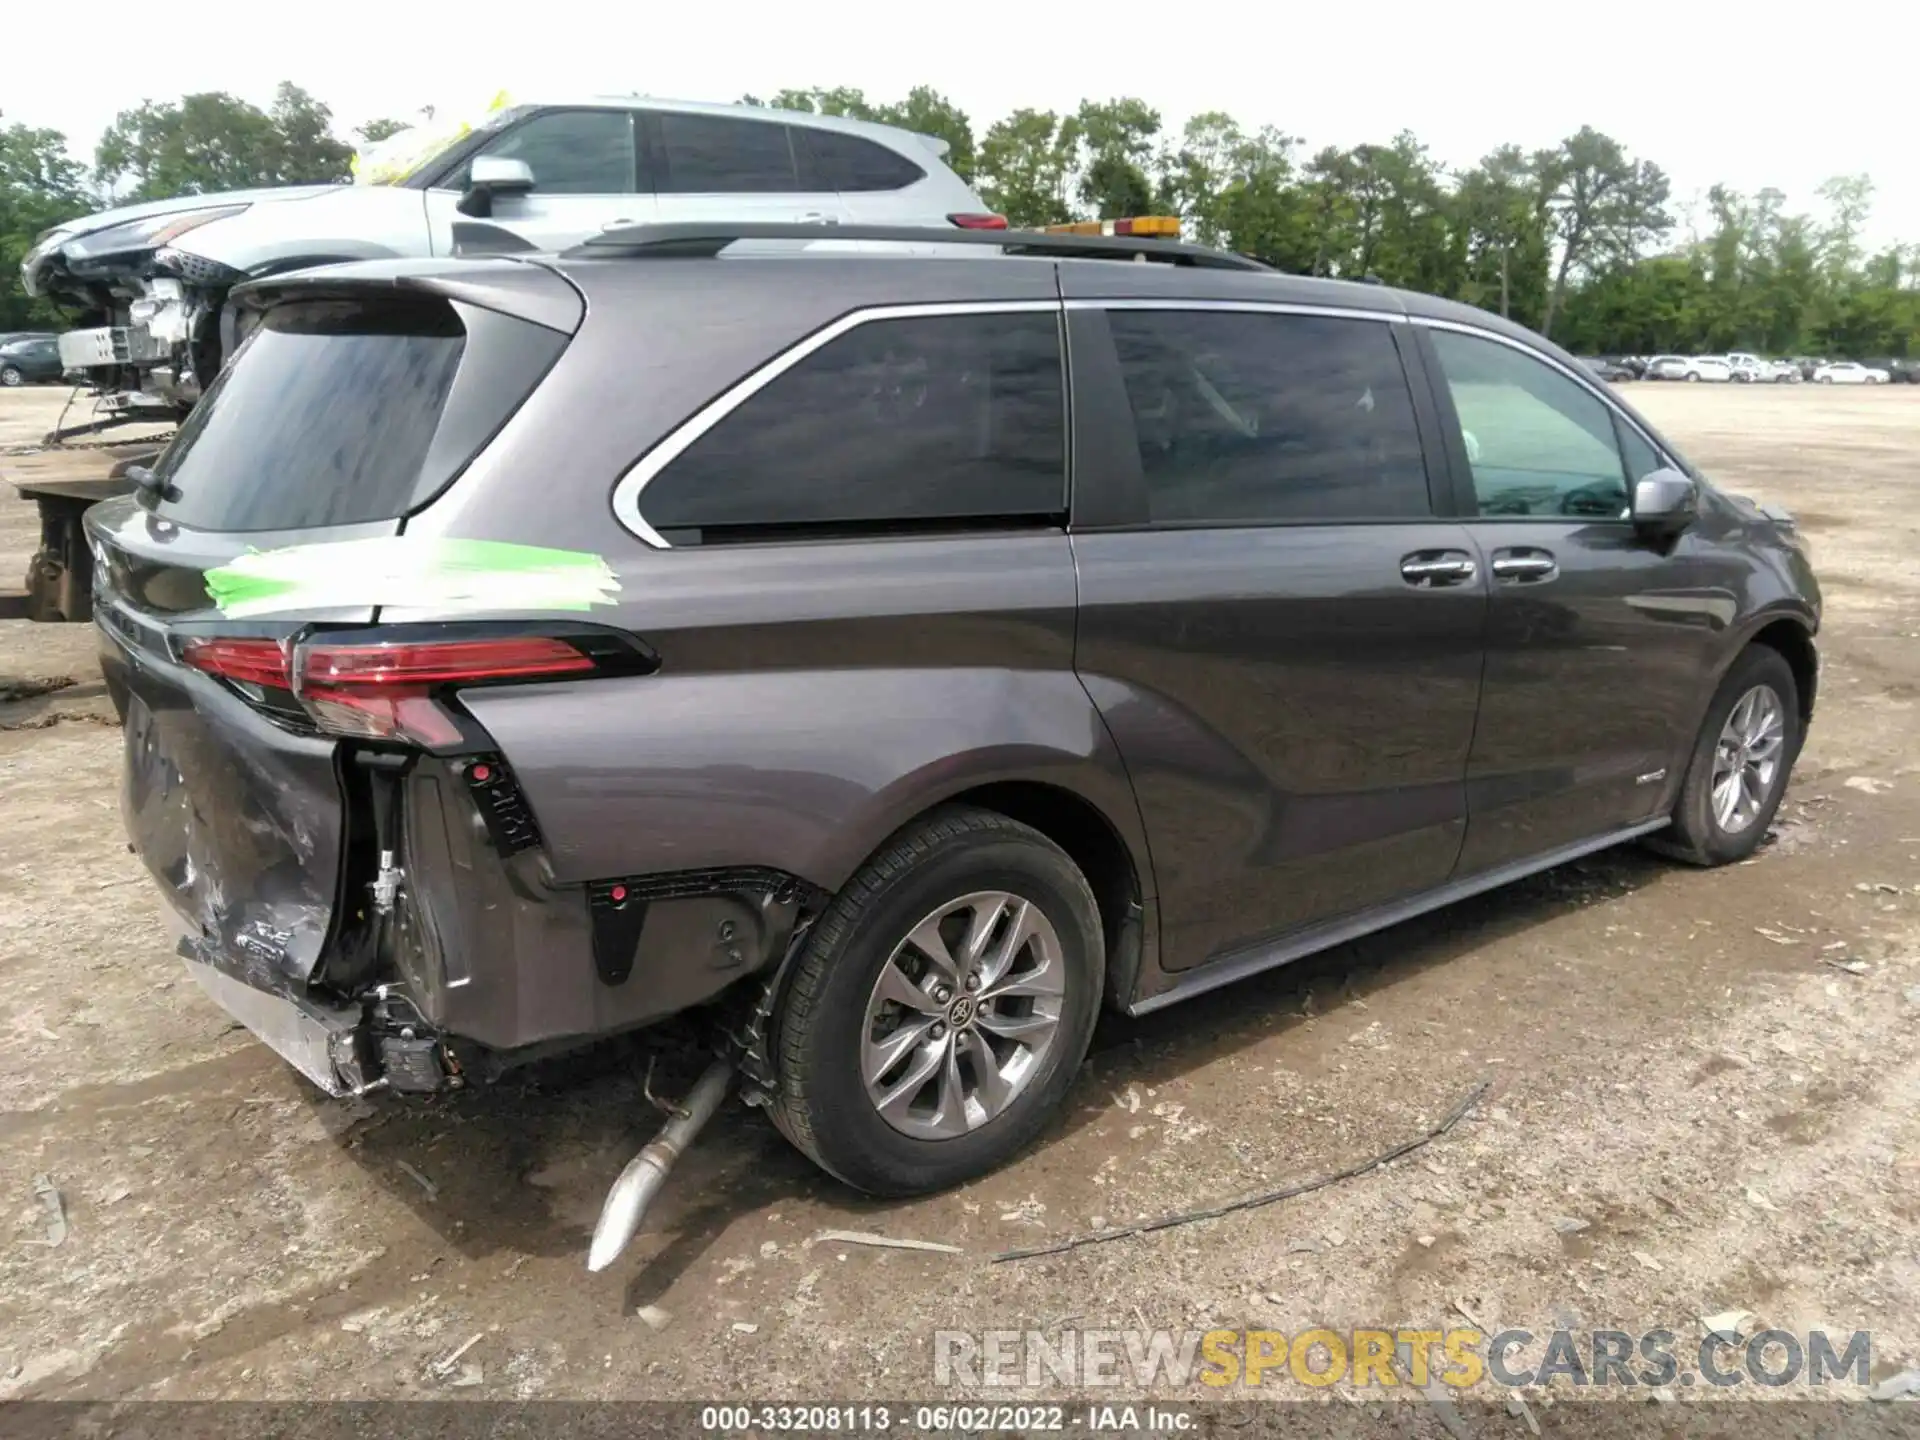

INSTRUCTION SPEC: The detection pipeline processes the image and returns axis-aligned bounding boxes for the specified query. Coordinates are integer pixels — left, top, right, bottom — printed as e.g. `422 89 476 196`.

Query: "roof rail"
566 222 1269 272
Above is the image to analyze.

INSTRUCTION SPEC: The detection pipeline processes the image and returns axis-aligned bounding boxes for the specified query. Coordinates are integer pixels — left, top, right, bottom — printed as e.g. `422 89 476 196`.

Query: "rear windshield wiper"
126 464 180 504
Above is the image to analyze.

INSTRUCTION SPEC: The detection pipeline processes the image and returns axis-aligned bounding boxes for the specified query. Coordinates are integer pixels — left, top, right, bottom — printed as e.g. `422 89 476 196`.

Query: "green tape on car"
204 537 621 619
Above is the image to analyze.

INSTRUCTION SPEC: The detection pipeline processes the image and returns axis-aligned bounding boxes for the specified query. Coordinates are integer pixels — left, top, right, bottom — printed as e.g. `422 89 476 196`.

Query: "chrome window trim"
1411 315 1677 471
613 299 1063 549
1065 297 1407 325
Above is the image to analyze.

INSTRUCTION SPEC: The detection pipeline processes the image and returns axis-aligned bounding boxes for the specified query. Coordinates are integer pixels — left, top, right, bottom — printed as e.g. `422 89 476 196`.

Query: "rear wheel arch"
941 780 1149 1010
827 777 1152 1010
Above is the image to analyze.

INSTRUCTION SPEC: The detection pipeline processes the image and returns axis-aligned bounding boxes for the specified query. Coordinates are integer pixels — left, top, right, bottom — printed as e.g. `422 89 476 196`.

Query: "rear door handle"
801 212 842 225
1490 547 1559 583
1400 550 1477 588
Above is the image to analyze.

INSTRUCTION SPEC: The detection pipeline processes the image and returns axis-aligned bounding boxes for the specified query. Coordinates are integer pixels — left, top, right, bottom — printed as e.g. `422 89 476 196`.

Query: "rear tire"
0 366 22 387
770 807 1103 1196
1651 646 1800 867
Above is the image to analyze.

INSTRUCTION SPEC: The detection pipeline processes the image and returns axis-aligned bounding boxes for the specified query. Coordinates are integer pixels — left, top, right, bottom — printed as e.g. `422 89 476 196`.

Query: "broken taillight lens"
185 633 598 747
297 636 594 746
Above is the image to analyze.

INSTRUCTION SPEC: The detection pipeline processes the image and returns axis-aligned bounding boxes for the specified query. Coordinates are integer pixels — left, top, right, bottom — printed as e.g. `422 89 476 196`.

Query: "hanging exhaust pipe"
586 1057 735 1273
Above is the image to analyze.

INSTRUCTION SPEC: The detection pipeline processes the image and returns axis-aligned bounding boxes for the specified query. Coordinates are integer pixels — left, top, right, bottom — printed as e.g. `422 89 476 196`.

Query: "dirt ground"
1 381 1916 1412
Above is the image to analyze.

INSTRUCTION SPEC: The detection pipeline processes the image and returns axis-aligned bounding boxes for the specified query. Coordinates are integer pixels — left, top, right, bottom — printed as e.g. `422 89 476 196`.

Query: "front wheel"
770 807 1104 1195
1684 371 1701 382
0 366 22 387
1652 646 1800 866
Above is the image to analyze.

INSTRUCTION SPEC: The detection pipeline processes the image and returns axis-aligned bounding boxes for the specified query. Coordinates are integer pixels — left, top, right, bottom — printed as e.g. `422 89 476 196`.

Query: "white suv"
23 97 995 416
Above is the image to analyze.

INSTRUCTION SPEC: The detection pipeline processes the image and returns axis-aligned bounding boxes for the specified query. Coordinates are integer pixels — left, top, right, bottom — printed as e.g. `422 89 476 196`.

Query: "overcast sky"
10 0 1913 247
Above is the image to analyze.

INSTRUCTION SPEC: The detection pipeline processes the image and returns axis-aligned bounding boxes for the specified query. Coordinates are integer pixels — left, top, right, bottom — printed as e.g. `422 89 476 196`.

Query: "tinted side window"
638 311 1065 543
462 109 638 195
657 113 798 193
797 128 925 191
1429 329 1630 519
1106 310 1432 524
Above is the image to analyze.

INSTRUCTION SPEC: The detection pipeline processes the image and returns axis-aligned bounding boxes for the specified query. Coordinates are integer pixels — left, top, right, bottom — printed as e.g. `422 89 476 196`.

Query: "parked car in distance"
1646 354 1732 382
0 333 65 386
88 222 1821 1217
1813 361 1889 384
1580 357 1636 382
1723 352 1791 384
23 96 999 417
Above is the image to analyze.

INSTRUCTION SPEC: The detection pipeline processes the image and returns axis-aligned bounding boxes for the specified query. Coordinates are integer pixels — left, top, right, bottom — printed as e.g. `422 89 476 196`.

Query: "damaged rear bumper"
182 954 369 1097
168 906 458 1098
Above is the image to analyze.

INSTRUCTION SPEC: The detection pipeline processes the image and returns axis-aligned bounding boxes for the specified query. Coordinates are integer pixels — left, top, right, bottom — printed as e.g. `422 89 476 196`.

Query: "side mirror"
1631 467 1696 538
457 156 535 218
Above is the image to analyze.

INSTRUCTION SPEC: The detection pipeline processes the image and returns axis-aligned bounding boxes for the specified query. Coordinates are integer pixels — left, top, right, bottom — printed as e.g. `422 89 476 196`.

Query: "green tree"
1161 114 1300 262
0 117 92 327
975 109 1080 228
1539 126 1641 339
1453 145 1550 320
355 117 413 145
95 84 352 201
1072 97 1161 218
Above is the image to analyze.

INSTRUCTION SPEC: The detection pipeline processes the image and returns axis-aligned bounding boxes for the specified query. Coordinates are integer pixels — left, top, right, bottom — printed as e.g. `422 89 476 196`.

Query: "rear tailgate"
91 264 580 1002
93 501 384 991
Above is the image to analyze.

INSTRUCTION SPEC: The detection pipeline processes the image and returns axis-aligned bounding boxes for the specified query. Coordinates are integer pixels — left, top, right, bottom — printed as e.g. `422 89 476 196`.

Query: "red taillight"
948 212 1009 230
183 637 291 689
300 637 595 687
186 634 597 747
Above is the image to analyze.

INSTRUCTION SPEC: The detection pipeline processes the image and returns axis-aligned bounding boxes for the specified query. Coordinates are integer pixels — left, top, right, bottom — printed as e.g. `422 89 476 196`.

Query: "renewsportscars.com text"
933 1326 1873 1390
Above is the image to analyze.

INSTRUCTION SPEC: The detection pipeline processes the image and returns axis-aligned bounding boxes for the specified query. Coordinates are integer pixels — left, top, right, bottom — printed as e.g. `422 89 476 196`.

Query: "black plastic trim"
1130 819 1670 1015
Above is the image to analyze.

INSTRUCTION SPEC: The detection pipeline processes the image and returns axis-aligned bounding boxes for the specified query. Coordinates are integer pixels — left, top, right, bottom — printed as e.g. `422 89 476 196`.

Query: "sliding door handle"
1490 548 1559 583
1400 551 1478 588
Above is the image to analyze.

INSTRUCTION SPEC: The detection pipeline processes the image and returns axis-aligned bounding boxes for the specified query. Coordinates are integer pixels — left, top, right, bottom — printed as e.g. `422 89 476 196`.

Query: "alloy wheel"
860 890 1065 1141
1711 684 1786 834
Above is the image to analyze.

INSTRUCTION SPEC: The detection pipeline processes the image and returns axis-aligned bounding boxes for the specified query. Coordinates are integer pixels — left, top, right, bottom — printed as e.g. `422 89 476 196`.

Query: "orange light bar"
1041 216 1182 238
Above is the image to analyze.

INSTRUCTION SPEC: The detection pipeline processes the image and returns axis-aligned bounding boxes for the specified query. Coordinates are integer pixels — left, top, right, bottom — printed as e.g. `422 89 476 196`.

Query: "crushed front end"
23 191 343 416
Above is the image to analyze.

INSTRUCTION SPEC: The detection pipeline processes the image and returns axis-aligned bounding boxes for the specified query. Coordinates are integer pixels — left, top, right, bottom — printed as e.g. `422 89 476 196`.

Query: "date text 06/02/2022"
699 1404 1196 1431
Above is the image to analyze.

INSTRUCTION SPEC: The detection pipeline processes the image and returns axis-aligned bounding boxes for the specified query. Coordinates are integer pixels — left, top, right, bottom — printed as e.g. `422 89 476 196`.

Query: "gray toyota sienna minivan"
91 223 1820 1227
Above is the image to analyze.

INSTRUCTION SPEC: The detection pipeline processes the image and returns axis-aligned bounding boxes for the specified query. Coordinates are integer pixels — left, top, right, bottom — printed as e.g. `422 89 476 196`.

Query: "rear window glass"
797 129 925 191
148 300 467 532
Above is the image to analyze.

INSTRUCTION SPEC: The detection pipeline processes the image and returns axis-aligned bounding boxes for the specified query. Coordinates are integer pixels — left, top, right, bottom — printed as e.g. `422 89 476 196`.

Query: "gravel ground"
1 383 1916 1413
